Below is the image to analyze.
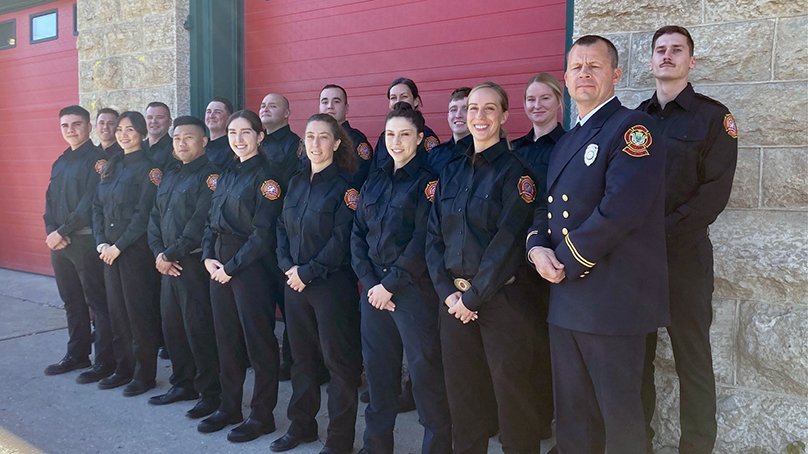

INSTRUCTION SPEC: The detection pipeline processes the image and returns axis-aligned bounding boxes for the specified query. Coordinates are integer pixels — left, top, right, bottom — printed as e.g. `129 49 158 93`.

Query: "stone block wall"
75 0 190 129
573 1 807 452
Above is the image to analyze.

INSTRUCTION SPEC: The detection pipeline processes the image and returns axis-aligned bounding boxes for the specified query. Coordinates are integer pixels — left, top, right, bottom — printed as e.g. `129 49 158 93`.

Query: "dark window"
73 3 78 36
30 9 58 44
0 19 15 50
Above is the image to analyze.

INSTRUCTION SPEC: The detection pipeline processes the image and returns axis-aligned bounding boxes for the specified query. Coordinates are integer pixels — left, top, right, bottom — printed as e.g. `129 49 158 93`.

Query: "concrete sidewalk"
0 268 555 454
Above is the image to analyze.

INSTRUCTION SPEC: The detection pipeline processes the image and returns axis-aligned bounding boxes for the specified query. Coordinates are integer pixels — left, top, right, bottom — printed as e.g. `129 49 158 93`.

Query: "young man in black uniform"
638 26 738 454
319 84 374 185
426 87 473 173
204 97 235 170
527 36 669 453
95 108 121 158
44 105 115 384
147 116 222 419
145 101 175 171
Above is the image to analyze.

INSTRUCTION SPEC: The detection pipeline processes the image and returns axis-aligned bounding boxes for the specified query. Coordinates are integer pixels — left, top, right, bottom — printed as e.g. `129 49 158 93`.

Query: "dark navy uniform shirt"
261 124 301 190
44 140 107 237
511 123 566 203
92 150 161 251
637 83 738 243
202 154 283 276
148 154 219 262
205 135 235 172
351 151 438 295
100 141 123 159
373 124 439 169
146 133 177 171
277 162 357 285
426 138 536 311
427 134 473 174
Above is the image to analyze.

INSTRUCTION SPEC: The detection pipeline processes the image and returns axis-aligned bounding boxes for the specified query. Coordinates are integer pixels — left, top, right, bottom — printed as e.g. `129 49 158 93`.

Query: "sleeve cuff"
297 263 315 284
462 290 482 311
223 260 239 276
380 273 404 295
555 237 591 281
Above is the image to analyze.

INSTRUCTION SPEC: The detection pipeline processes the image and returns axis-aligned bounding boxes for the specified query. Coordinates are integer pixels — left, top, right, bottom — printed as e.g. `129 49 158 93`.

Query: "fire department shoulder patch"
206 174 219 191
518 175 536 203
296 142 304 158
344 188 359 211
622 125 652 157
723 113 738 139
357 143 372 160
261 180 281 200
149 168 163 186
425 180 437 202
94 159 107 175
425 136 439 152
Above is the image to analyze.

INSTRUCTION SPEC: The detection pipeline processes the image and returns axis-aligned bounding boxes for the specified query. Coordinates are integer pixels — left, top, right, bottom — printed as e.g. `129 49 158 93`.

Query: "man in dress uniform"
44 105 116 384
145 101 175 171
95 108 121 158
427 87 473 173
319 84 374 185
527 35 669 453
147 116 222 419
638 26 738 454
204 97 235 170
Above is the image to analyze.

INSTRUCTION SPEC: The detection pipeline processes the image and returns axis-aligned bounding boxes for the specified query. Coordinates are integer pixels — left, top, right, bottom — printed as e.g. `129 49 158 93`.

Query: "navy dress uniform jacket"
527 98 670 335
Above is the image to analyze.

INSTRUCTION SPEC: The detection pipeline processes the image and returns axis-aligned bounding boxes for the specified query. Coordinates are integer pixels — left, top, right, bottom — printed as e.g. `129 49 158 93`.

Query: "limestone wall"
573 1 807 452
75 0 190 126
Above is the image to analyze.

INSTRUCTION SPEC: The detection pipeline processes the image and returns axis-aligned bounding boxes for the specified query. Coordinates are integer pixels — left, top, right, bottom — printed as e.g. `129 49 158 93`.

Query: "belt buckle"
453 278 471 292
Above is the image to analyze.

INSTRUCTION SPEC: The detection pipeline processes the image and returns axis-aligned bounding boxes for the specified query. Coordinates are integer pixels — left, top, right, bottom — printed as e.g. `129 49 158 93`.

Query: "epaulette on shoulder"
694 92 730 112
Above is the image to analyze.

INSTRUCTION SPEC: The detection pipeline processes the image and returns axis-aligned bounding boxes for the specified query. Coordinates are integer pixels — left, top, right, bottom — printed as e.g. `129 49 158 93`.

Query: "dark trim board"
0 0 59 16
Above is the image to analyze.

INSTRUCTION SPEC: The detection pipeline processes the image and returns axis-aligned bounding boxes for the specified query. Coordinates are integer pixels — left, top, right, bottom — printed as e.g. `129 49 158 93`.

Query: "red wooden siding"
0 1 79 275
244 0 567 143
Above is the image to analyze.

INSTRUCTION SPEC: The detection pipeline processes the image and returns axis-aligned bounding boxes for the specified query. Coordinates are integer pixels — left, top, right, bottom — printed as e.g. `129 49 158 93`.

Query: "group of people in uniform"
43 26 737 454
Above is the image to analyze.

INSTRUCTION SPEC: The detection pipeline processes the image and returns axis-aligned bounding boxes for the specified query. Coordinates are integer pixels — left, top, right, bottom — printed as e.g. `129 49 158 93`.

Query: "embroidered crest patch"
425 136 439 152
622 125 652 157
357 143 372 160
518 175 536 203
206 174 219 191
425 180 438 202
723 113 738 139
149 168 163 186
296 142 304 158
94 159 107 175
344 188 359 210
261 180 281 200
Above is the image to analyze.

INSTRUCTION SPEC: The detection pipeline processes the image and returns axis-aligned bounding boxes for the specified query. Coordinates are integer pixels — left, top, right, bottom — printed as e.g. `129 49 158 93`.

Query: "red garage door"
0 1 78 275
244 0 567 142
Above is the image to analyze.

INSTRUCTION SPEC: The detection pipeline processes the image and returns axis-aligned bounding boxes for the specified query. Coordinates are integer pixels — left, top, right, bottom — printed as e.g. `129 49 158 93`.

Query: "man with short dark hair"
147 116 222 419
426 87 473 173
638 25 737 454
204 97 235 170
95 108 121 158
145 101 175 170
44 105 116 384
527 35 669 453
319 84 374 184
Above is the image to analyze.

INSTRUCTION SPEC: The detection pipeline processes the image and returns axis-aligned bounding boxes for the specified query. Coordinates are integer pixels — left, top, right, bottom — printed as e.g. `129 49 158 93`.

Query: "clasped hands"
445 291 478 324
204 258 232 284
529 246 566 283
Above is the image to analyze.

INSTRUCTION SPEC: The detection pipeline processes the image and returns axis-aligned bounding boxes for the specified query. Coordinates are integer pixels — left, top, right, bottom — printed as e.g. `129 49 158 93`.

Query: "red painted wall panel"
244 0 567 146
0 1 79 275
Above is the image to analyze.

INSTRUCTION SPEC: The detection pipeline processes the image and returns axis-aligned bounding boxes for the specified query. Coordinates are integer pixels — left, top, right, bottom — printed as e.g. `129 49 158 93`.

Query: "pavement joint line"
0 292 63 310
0 326 67 343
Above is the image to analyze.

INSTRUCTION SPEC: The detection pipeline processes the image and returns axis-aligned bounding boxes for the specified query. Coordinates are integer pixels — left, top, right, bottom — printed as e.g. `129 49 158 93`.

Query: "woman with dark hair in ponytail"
93 111 162 397
198 110 283 443
271 114 361 454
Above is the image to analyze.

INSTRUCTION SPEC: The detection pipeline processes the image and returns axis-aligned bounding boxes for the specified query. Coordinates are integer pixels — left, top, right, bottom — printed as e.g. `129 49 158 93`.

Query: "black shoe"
148 386 198 405
44 355 91 376
357 449 370 454
158 346 170 360
122 379 156 397
75 362 115 384
198 410 243 433
320 447 349 454
270 433 318 452
186 397 220 419
359 390 369 404
98 373 133 390
547 446 558 454
227 418 276 443
278 361 292 382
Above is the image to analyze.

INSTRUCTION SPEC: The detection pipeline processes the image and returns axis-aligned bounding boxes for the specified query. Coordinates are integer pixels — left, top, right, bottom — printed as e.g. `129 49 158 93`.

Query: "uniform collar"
64 140 97 160
179 153 210 174
306 161 340 183
235 153 263 173
577 96 616 126
523 123 565 144
123 149 146 164
264 124 292 143
149 133 171 150
208 135 228 147
341 121 356 133
650 82 696 112
383 149 425 179
452 134 473 148
467 138 509 165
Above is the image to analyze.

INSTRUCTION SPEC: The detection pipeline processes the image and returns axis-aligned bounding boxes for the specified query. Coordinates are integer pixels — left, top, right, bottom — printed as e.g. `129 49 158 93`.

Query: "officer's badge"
261 180 281 200
149 168 163 186
357 143 372 160
296 142 304 158
425 180 437 202
425 136 439 152
344 188 359 211
622 125 652 157
518 175 536 203
206 174 219 191
584 144 598 166
724 113 738 138
94 159 107 175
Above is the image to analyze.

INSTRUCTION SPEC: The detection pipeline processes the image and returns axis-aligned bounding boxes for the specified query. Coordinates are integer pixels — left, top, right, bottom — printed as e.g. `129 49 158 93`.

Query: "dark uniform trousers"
105 235 161 382
161 253 221 398
551 325 646 454
361 273 451 454
642 235 716 454
210 235 279 423
51 233 114 365
285 268 362 454
261 254 292 366
440 284 540 454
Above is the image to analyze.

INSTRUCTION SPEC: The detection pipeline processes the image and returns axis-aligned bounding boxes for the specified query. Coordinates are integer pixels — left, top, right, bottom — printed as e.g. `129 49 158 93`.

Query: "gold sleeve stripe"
565 234 595 268
525 230 539 247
